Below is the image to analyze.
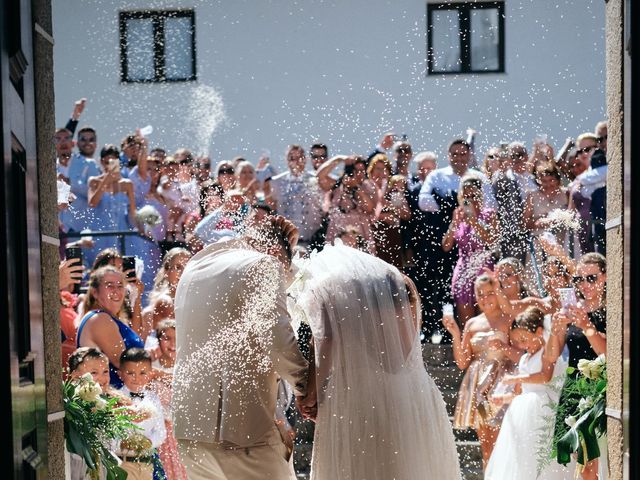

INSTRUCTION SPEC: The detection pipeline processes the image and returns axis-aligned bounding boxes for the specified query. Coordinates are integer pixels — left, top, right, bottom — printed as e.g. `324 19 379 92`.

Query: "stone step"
423 343 455 367
457 440 483 473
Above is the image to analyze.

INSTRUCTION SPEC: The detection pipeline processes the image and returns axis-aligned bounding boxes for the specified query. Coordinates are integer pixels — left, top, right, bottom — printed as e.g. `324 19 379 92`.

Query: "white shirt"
418 166 496 212
270 170 324 242
572 166 607 200
118 386 167 449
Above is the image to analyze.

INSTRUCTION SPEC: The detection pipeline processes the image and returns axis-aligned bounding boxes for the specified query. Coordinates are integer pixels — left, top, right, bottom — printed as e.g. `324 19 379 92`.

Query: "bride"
290 243 461 480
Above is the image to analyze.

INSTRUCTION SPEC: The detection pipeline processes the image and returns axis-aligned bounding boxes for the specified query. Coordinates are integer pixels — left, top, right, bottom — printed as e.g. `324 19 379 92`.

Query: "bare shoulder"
464 314 489 334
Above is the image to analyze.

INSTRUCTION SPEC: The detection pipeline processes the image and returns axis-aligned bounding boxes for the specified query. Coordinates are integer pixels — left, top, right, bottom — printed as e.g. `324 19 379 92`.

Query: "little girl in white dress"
485 307 572 480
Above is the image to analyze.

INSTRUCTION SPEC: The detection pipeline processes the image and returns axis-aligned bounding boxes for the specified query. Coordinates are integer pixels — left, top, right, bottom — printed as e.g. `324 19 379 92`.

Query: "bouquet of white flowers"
545 208 582 233
553 354 607 472
135 205 162 227
64 374 139 480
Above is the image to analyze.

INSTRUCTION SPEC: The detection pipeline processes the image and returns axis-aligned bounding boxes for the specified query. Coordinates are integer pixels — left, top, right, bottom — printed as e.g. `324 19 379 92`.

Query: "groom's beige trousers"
177 428 295 480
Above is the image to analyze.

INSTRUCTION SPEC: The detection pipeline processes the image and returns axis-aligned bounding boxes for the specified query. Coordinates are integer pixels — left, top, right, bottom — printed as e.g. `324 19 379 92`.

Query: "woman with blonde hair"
76 266 144 388
143 248 192 332
443 273 523 470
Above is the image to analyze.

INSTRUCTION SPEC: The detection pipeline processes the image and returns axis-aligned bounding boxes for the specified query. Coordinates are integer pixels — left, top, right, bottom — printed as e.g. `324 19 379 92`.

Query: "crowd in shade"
56 97 608 480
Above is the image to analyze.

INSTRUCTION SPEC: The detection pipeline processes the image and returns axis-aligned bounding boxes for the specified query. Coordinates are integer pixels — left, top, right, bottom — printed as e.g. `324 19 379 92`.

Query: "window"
427 2 505 75
119 10 196 83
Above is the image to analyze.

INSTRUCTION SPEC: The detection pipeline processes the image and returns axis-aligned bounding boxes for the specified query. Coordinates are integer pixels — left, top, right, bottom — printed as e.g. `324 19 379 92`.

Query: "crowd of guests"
56 97 608 479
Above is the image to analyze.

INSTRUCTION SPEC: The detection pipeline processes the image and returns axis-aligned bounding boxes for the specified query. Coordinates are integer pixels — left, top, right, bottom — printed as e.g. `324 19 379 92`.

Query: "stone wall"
31 0 65 478
604 0 625 478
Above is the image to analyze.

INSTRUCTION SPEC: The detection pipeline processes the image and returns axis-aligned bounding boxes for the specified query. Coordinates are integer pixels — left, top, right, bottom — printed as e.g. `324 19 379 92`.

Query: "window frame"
426 1 505 75
119 9 197 84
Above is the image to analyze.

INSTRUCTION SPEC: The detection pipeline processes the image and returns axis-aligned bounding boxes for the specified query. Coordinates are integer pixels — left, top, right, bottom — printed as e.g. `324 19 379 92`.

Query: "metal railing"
60 229 156 255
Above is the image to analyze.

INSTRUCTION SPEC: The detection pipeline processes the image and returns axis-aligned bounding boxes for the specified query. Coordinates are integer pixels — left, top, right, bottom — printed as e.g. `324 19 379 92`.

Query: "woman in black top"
545 252 607 480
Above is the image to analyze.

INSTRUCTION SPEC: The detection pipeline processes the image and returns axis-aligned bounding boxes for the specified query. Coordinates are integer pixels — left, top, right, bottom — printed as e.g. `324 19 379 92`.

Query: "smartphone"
65 246 83 294
122 256 136 279
558 287 577 310
109 158 120 172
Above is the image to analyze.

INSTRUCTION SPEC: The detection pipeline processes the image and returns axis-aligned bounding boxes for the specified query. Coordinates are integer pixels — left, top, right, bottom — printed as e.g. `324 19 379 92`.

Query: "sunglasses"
510 152 526 160
196 163 211 169
572 273 599 284
218 167 235 175
310 154 327 160
597 135 607 142
179 160 192 166
78 136 96 143
486 154 496 160
576 145 596 155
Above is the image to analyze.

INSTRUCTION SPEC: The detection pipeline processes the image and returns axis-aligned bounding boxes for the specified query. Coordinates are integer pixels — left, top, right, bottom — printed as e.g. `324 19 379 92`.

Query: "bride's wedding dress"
290 244 461 480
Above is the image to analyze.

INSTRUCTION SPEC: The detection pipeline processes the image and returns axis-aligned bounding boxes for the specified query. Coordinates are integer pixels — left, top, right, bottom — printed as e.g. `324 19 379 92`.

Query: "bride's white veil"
290 244 461 480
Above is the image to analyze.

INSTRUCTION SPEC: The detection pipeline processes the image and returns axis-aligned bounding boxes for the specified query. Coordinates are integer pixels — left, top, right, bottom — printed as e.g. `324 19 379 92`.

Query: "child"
117 348 167 480
68 347 121 480
148 320 188 480
485 307 569 480
69 347 111 390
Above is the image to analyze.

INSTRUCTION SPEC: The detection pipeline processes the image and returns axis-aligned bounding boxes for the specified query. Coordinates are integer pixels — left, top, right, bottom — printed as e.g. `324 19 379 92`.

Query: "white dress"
291 244 461 480
485 341 572 480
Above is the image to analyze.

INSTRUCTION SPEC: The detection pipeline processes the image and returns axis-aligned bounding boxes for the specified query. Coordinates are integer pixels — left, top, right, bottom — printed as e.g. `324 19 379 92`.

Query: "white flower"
77 380 102 403
92 397 108 411
578 396 594 413
565 415 577 428
135 205 162 226
578 356 606 380
545 209 582 232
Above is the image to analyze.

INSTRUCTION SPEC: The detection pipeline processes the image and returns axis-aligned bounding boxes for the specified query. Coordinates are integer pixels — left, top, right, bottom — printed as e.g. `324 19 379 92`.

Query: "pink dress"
150 365 188 480
451 208 495 304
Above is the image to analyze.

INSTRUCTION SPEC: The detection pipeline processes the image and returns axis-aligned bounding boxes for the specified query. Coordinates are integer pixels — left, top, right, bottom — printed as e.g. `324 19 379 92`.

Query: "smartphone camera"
64 246 83 295
122 256 136 279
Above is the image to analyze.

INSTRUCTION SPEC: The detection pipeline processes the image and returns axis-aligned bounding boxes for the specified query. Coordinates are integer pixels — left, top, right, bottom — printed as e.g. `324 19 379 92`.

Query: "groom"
172 215 316 480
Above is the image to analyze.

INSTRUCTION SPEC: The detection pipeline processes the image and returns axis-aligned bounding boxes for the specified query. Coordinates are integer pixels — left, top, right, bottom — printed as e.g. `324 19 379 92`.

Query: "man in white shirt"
418 139 496 212
270 145 325 249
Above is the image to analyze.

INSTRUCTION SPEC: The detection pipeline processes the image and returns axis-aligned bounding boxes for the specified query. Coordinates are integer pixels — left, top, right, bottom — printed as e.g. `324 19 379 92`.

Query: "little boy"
117 348 166 480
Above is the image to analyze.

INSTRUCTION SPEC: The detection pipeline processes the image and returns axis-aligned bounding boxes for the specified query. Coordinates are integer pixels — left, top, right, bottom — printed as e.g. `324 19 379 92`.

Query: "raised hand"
59 258 83 290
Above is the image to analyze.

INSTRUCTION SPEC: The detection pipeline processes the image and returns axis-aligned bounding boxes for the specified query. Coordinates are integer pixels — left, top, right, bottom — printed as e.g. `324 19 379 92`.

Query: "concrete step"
457 440 483 474
423 343 455 367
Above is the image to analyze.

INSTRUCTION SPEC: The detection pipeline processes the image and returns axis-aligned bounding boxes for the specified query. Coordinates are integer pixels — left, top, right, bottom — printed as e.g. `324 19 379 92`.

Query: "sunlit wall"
52 0 605 169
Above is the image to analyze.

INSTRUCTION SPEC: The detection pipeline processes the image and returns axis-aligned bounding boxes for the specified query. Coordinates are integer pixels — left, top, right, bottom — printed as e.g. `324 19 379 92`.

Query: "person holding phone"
544 253 607 480
442 174 498 326
87 144 137 264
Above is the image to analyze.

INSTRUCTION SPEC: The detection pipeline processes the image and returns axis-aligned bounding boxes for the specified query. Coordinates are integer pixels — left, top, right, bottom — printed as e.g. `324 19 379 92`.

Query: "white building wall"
52 0 605 169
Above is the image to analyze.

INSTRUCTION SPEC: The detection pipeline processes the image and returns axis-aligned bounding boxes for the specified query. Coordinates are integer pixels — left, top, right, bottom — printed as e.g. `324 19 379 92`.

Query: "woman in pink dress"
442 174 499 326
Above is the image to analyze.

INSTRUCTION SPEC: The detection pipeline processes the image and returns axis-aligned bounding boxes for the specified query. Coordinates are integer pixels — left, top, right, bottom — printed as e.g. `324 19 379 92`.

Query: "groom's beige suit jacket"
172 239 309 447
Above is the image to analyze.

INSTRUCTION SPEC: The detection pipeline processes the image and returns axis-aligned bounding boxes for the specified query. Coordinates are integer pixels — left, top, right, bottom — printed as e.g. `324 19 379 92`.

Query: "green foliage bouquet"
554 354 607 470
63 373 138 480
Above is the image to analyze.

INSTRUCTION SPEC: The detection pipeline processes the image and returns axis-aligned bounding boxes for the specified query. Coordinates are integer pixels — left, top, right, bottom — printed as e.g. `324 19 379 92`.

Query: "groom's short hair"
246 217 293 264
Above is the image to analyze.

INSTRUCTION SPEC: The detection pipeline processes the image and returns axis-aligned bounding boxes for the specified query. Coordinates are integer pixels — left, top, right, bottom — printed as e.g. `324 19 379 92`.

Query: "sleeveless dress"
90 189 131 253
451 208 495 305
76 309 144 388
453 329 513 430
485 337 570 479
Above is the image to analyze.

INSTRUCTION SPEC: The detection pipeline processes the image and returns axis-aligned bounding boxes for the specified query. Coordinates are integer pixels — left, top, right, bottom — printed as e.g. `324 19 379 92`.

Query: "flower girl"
485 307 570 479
